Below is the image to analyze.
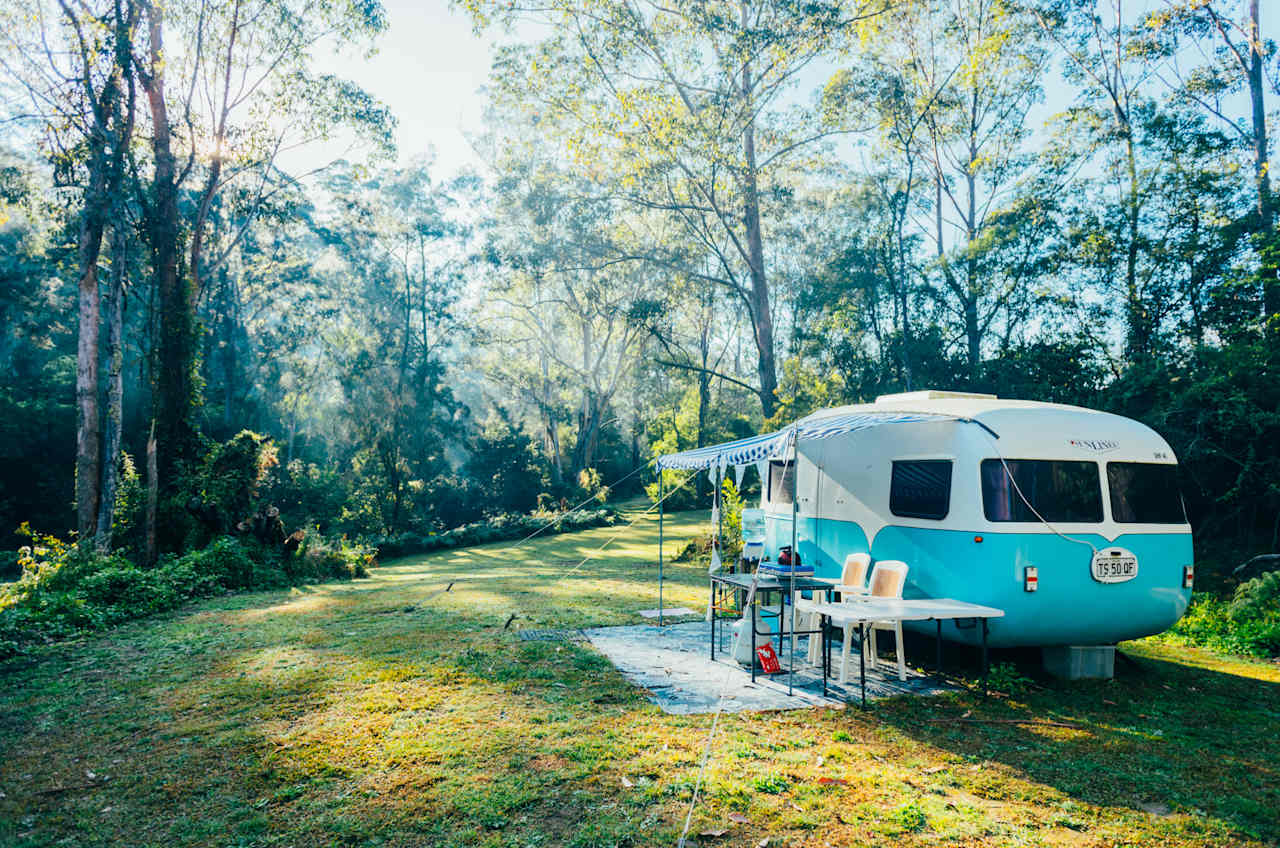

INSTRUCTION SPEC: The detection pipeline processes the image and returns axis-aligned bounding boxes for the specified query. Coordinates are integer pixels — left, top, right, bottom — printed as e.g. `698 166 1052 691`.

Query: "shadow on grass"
868 636 1280 844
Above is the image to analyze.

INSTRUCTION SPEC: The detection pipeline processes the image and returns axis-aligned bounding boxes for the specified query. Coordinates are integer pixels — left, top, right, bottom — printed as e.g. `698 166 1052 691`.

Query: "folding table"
808 598 1005 706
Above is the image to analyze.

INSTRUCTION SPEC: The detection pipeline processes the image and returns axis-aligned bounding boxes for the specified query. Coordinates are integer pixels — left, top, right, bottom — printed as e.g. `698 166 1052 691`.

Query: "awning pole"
715 467 722 548
658 470 665 628
789 426 798 696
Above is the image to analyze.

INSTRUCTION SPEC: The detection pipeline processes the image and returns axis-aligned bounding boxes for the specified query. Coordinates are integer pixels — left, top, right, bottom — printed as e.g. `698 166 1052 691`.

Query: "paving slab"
583 621 951 714
636 607 699 619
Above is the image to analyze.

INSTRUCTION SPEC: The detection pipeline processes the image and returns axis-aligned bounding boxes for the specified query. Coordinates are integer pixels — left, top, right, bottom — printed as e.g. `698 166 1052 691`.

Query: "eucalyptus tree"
129 0 392 545
469 0 887 418
1035 0 1184 361
317 160 472 533
1146 0 1277 324
856 0 1052 376
479 155 652 476
1 0 138 547
821 60 934 387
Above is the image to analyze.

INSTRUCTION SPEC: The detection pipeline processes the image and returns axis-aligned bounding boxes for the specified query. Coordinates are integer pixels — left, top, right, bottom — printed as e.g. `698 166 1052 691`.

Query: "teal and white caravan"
657 390 1194 653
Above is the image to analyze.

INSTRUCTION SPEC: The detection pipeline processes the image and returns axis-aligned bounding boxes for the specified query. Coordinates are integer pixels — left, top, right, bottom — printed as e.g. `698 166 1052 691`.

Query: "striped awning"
656 411 958 470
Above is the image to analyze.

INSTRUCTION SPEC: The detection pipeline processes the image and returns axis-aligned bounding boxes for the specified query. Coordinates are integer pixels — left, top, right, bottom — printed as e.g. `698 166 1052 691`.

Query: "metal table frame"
709 572 834 685
810 598 1005 707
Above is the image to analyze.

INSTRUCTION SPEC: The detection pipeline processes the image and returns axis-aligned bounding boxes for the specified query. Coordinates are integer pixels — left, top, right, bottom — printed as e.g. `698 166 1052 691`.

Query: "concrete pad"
636 607 699 619
583 621 951 714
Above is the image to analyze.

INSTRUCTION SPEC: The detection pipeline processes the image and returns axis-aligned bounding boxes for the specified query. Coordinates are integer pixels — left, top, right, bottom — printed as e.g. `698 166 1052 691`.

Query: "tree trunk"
145 421 158 566
95 219 127 550
222 272 237 429
964 127 981 379
541 348 563 485
574 391 602 472
1124 127 1147 360
75 156 107 544
695 320 711 500
739 5 777 420
1246 0 1278 322
142 1 198 506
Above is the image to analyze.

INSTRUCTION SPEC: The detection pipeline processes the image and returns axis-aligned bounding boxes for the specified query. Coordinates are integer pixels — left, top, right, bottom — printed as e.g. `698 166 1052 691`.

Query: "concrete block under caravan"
1043 645 1115 679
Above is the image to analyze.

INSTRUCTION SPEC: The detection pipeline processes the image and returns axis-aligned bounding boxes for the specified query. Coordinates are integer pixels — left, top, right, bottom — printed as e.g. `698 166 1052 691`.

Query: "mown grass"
1 506 1277 847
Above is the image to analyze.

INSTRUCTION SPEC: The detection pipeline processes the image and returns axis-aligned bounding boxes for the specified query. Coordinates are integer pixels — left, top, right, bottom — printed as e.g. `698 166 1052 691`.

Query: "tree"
1037 0 1167 361
319 160 471 533
480 159 651 476
1148 0 1278 325
898 0 1052 374
1 0 139 547
131 0 391 547
471 0 885 417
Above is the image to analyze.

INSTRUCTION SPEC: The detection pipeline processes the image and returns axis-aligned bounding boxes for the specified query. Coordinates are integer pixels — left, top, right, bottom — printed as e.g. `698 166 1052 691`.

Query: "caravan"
743 391 1193 648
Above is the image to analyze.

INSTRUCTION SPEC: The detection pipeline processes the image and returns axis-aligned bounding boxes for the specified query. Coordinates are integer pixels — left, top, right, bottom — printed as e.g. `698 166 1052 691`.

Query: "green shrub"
1167 575 1280 657
894 800 928 832
291 534 374 581
0 528 373 661
79 565 171 614
154 557 224 600
179 536 269 590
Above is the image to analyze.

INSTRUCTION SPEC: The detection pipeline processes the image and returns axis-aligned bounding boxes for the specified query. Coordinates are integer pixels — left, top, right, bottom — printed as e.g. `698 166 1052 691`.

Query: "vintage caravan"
661 390 1194 650
761 391 1193 648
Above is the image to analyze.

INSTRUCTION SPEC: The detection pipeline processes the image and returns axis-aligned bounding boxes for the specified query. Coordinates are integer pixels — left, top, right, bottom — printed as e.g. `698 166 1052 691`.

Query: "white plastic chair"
866 560 909 681
835 560 909 684
835 553 872 598
804 554 871 665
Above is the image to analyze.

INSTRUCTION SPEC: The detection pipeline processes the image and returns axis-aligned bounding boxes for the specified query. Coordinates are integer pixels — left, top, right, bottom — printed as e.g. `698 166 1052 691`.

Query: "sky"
301 0 497 178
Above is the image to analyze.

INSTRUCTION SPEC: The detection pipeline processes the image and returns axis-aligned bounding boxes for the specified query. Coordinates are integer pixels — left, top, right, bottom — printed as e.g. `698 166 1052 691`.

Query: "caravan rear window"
890 460 952 520
1107 462 1187 524
981 459 1103 523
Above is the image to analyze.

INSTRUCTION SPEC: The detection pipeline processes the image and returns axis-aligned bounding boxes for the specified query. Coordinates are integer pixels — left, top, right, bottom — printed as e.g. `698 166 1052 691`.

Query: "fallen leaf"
698 829 728 838
728 812 750 824
620 776 634 789
817 777 848 786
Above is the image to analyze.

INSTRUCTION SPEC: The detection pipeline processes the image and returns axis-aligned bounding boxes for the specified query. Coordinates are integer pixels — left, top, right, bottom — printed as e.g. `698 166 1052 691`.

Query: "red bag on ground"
756 643 782 674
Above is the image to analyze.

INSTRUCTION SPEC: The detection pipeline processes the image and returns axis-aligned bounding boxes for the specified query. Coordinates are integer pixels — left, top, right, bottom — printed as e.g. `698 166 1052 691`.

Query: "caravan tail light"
1024 566 1038 593
1182 565 1194 589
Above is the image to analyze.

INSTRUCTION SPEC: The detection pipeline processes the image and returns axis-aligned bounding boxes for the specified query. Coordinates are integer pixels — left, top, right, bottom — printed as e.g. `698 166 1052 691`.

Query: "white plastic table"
808 598 1005 706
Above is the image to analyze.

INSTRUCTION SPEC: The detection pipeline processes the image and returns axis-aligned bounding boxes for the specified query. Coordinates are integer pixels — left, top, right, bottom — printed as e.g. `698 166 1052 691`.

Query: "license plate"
1092 549 1138 583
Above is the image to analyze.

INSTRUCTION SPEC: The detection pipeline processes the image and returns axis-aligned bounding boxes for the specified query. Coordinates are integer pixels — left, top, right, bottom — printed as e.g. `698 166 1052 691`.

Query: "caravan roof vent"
875 390 998 404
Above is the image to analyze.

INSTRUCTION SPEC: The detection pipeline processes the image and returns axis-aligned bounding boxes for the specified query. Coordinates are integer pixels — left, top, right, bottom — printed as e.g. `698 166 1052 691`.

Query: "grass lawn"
1 505 1278 847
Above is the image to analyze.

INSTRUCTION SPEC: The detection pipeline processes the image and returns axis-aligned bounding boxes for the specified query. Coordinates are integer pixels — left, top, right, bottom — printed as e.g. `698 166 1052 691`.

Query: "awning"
656 411 959 470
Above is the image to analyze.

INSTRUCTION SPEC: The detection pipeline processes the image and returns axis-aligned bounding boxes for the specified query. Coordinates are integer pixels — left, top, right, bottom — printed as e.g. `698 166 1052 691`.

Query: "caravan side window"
768 461 795 506
890 460 953 520
981 459 1103 523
